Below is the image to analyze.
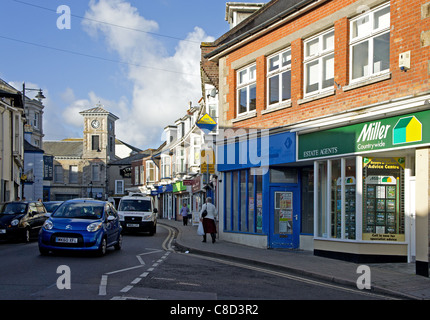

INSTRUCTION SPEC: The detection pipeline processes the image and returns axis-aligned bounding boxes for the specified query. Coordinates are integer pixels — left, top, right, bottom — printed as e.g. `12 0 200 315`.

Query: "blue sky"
0 0 265 150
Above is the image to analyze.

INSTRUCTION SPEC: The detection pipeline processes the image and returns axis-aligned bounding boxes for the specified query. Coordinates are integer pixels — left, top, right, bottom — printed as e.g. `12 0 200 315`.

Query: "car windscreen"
52 203 104 219
118 199 151 212
0 203 27 214
44 202 62 212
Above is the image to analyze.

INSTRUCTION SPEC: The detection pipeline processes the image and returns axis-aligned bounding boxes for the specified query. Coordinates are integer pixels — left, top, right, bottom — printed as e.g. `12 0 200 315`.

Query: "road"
0 224 393 303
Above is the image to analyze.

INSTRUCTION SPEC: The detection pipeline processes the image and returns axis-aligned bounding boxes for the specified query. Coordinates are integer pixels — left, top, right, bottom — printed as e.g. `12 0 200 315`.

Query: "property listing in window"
362 157 405 241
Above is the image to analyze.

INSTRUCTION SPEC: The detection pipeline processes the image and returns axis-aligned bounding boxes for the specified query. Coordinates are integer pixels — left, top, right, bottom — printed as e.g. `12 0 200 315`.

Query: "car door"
105 205 119 245
27 203 39 234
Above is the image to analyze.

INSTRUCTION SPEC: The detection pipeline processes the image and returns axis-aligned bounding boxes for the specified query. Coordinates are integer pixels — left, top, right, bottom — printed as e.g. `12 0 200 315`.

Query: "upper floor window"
91 135 100 151
304 28 335 96
350 3 390 82
267 48 291 107
69 165 78 184
237 63 256 116
146 161 156 182
161 155 171 179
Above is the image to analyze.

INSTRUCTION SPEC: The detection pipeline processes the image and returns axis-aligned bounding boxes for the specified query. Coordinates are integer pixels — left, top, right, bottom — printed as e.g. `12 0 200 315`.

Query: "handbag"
201 209 207 218
197 221 205 236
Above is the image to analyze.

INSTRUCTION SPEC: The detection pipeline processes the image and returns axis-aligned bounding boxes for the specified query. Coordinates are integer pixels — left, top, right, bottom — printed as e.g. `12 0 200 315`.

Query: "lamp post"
21 82 45 199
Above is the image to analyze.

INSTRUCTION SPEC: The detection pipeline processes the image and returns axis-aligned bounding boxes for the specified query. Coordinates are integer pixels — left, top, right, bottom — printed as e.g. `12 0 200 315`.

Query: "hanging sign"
196 113 217 133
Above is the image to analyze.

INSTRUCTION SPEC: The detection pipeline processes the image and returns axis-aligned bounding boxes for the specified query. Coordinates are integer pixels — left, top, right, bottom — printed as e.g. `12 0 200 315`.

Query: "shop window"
318 158 356 240
350 3 390 82
303 29 334 96
237 64 257 116
362 157 405 241
224 169 263 234
267 49 291 107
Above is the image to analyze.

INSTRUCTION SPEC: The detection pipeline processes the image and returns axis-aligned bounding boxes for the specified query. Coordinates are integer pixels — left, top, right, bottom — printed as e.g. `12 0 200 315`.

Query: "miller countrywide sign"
298 110 430 160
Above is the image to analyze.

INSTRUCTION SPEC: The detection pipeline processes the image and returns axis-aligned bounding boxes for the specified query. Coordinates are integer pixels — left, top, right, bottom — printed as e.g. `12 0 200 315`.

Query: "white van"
117 194 157 235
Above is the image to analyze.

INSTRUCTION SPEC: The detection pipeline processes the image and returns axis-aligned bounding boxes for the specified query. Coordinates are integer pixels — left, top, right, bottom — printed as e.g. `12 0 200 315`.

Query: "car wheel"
97 237 107 256
114 233 122 250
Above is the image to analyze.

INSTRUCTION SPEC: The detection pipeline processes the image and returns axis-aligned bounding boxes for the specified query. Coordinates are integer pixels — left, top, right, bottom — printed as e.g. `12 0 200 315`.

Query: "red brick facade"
214 0 430 130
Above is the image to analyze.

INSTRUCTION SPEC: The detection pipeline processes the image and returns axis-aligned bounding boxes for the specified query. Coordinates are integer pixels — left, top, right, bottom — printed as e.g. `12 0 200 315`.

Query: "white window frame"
161 155 171 179
349 2 390 83
267 48 292 108
236 63 257 116
303 28 335 97
115 180 124 194
146 161 155 183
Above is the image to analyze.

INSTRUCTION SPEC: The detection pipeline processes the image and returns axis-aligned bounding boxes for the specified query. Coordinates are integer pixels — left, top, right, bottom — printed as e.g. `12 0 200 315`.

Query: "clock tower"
80 104 119 198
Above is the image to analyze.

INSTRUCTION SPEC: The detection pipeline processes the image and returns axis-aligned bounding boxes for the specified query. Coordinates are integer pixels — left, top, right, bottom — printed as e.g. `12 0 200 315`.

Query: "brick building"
203 0 430 276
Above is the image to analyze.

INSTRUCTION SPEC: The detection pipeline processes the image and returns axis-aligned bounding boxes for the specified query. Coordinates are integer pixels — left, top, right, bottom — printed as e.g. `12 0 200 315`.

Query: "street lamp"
21 82 45 199
22 82 45 104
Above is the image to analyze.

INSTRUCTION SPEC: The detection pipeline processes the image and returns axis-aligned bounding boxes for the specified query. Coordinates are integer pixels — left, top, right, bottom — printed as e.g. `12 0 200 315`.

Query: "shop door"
269 186 300 248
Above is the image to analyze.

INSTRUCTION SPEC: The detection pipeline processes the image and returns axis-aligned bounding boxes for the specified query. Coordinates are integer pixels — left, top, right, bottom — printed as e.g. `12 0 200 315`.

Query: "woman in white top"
200 197 217 243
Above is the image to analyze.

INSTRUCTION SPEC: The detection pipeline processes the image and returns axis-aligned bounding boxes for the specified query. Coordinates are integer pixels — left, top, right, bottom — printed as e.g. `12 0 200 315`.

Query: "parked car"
0 201 48 242
43 201 63 216
38 199 122 256
117 195 157 235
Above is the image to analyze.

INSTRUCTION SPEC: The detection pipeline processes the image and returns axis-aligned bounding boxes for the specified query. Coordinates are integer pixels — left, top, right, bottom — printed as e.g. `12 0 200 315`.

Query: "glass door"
269 186 299 248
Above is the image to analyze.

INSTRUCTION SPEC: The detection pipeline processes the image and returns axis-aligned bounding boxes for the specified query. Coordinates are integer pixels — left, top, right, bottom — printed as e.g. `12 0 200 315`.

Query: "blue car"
38 199 122 256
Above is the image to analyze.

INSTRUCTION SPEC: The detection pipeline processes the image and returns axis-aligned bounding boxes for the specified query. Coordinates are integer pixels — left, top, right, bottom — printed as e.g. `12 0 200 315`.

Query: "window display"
362 157 405 241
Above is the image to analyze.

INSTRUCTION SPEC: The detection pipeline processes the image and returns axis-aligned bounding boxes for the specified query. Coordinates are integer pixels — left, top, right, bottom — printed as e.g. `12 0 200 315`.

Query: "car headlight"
43 220 53 230
143 214 152 221
118 214 124 221
87 222 103 232
11 219 19 227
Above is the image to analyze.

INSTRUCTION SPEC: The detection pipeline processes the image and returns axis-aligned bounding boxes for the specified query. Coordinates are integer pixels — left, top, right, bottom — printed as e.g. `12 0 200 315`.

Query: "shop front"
298 109 430 265
217 130 301 249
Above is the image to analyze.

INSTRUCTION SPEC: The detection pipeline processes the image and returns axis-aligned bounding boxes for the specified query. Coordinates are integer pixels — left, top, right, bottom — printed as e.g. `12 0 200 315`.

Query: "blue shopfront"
216 130 313 249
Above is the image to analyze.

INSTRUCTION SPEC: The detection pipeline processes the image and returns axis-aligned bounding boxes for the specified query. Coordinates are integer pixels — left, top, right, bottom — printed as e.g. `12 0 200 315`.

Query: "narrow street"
0 225 390 302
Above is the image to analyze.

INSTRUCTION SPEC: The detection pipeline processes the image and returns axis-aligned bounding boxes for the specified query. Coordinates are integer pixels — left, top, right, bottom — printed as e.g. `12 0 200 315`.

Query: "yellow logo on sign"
197 114 216 125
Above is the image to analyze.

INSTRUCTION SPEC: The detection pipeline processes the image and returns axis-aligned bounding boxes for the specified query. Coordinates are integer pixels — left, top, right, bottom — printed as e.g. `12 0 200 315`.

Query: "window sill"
298 88 335 105
261 101 292 114
343 72 391 92
232 110 257 123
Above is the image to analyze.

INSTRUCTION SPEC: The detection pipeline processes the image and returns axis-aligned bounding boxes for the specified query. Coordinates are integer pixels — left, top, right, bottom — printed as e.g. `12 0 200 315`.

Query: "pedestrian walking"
200 197 217 243
180 202 190 226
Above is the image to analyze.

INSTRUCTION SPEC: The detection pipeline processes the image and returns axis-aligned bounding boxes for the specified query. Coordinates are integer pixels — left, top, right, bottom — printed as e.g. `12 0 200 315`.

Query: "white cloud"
81 0 214 149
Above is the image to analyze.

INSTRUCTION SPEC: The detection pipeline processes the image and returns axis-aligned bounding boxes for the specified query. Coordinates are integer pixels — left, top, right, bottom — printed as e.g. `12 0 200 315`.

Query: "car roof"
120 196 151 201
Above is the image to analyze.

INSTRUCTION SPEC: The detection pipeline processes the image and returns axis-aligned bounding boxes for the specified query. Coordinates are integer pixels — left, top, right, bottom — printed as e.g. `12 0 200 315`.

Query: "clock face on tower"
91 119 100 129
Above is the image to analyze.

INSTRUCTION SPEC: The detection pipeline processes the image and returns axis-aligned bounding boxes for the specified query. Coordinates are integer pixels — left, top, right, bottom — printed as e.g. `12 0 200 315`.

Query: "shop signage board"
298 110 430 160
196 113 217 133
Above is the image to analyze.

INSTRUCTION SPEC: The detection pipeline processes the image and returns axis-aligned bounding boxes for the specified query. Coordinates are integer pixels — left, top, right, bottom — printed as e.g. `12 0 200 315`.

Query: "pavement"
158 219 430 300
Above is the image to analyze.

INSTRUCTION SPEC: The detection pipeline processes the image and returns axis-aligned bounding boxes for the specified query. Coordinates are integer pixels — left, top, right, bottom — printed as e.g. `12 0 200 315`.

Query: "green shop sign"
298 110 430 160
172 181 187 193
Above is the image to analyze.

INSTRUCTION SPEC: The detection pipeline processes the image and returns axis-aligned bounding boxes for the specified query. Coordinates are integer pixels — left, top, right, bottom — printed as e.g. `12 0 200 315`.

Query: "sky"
0 0 266 151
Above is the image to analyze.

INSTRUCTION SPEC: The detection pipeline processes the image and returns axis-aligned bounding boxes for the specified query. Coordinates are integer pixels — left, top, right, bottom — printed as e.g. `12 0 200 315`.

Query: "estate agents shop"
298 107 430 267
217 130 317 250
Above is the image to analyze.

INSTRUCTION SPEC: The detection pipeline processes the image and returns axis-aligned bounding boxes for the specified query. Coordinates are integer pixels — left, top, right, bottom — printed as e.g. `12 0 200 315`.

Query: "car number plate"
56 237 78 243
126 223 139 227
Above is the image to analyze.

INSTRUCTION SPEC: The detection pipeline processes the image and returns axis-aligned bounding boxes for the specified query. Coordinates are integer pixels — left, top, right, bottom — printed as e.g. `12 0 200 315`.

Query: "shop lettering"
357 122 390 143
303 146 338 158
357 140 386 151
